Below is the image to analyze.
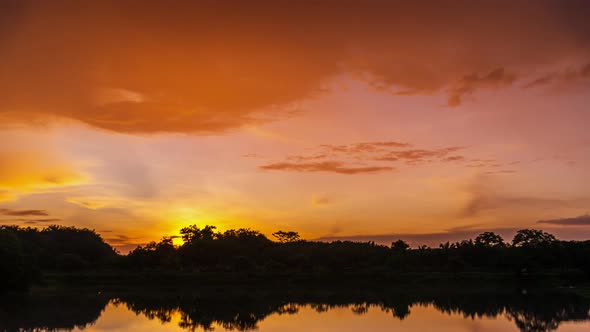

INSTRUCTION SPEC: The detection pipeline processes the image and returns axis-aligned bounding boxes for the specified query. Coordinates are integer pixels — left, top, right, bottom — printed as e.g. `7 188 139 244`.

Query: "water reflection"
1 286 590 332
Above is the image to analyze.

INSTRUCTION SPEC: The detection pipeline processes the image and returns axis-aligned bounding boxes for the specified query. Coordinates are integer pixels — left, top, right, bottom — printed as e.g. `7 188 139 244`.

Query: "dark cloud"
22 218 62 225
0 217 62 225
260 141 467 174
312 194 332 206
315 226 524 247
31 218 61 223
537 214 590 226
525 62 590 89
444 156 466 162
463 194 576 218
320 141 411 154
447 68 516 107
286 154 328 162
241 153 266 159
104 234 135 245
461 175 586 218
316 226 590 247
0 209 49 216
465 159 518 169
525 74 557 89
1 1 590 133
483 170 517 175
375 147 464 164
259 161 393 174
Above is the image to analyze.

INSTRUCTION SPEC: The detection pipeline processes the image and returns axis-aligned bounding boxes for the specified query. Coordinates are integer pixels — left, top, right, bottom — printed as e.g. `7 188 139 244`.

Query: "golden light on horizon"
0 1 589 248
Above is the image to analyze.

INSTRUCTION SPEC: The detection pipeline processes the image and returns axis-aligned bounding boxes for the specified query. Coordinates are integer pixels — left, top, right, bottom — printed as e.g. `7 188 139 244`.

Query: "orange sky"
1 1 590 251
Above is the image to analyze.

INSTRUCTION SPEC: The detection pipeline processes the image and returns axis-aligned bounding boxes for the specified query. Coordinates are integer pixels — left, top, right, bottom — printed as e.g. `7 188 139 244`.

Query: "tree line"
2 224 590 291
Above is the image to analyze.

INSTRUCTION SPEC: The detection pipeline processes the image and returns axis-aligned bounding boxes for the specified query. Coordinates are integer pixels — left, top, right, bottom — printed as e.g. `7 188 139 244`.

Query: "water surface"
3 286 590 332
71 301 590 332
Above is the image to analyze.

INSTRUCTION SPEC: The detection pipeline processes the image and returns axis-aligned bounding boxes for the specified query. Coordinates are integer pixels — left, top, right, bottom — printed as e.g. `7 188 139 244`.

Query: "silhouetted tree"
272 231 301 243
475 232 506 248
5 222 590 289
512 229 556 248
180 225 217 244
129 237 179 269
0 225 116 276
0 229 31 291
391 239 410 253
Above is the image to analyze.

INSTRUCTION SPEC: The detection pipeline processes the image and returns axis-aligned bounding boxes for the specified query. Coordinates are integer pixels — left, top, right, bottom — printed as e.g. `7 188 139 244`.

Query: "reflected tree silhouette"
0 291 109 332
2 224 590 332
112 286 590 332
1 286 590 332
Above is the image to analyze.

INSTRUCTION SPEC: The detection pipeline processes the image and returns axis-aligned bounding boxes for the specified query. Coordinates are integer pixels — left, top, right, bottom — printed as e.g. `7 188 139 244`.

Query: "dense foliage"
126 226 590 277
0 225 117 291
2 224 590 292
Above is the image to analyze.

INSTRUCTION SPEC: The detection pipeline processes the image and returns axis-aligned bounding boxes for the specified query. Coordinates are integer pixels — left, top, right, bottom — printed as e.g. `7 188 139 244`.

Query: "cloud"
537 214 590 226
312 194 332 207
463 194 576 218
0 151 87 199
315 226 522 247
375 147 464 163
0 207 60 225
461 174 586 218
241 153 266 159
259 161 393 174
447 68 516 107
483 170 517 175
65 197 111 210
465 159 514 169
444 156 466 162
316 225 590 247
259 141 468 174
0 217 62 225
525 74 558 89
104 234 137 245
65 195 138 210
1 2 590 133
525 62 590 89
286 154 329 162
102 233 152 253
22 219 62 225
0 208 48 216
321 141 411 154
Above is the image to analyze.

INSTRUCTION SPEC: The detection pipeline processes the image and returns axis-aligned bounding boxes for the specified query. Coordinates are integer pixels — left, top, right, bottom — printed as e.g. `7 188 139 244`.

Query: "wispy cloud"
374 147 464 164
316 224 590 247
0 218 62 225
537 214 590 226
315 227 522 248
312 194 333 207
22 219 63 225
259 161 393 174
448 68 516 107
320 141 411 154
0 151 87 200
258 141 468 174
525 63 590 89
0 208 48 216
461 174 586 218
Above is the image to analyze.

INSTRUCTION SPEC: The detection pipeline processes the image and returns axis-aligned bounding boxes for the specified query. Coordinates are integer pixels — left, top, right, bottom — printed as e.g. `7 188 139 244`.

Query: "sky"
1 1 590 251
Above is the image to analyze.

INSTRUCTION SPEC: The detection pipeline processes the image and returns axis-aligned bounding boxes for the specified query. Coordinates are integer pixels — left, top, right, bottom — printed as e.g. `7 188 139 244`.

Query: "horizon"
2 222 587 254
1 1 590 253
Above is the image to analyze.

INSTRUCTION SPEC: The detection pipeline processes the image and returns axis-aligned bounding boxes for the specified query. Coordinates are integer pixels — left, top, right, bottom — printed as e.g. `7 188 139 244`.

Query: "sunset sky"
1 1 590 251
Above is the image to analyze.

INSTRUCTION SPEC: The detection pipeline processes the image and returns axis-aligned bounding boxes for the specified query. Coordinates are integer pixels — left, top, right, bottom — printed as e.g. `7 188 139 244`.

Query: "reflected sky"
3 286 590 332
75 302 590 332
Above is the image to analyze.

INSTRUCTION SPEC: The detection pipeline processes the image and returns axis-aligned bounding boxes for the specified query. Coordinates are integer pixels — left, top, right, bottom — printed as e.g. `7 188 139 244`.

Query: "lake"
2 284 590 332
